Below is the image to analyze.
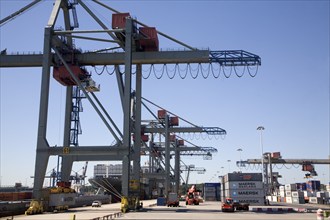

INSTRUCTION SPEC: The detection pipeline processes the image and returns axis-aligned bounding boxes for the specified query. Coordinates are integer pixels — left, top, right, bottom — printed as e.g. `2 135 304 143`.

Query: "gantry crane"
0 0 261 210
240 152 330 195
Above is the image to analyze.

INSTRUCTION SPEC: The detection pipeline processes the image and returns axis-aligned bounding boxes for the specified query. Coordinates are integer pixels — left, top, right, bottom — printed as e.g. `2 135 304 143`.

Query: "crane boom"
0 0 43 26
245 158 330 165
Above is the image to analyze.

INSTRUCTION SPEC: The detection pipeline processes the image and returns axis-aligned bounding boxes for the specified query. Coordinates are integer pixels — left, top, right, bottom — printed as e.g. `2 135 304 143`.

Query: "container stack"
284 183 305 204
220 173 265 205
203 183 221 201
276 180 330 205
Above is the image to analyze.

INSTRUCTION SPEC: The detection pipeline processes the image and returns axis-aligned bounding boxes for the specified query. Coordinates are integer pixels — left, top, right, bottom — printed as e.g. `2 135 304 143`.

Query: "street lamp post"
237 148 243 172
227 160 231 173
257 126 265 185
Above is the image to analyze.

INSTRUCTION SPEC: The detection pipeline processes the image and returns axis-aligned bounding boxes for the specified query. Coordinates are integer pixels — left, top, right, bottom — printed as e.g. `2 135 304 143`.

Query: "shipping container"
235 197 265 205
309 197 322 204
223 173 262 182
291 191 304 198
286 196 293 203
224 181 263 190
285 184 297 191
204 183 221 201
157 197 166 206
292 197 305 204
224 189 264 198
306 180 321 191
285 191 292 197
49 193 76 207
316 192 326 198
303 190 315 198
296 182 307 191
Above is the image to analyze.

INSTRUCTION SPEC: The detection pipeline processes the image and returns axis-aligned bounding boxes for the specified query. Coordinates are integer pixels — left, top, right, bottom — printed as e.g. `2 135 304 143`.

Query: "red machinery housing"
53 64 89 86
139 27 159 51
112 13 131 29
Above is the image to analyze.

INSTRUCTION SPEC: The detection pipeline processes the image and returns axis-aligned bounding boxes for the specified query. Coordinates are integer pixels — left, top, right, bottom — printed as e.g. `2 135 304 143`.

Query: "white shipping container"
291 191 304 198
267 196 272 202
272 196 277 202
285 191 292 197
309 197 322 204
279 185 285 191
285 184 297 191
49 193 76 206
286 196 293 203
279 191 285 197
292 197 305 204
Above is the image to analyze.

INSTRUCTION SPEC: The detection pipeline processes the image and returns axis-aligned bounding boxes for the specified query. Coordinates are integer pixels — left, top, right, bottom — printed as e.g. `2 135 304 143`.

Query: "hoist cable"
94 65 106 75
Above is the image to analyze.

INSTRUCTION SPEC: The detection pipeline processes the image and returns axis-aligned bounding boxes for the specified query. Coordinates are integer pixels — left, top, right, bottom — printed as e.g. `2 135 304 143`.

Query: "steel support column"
164 114 170 195
122 18 133 197
60 0 75 183
32 26 53 199
132 64 142 189
174 141 180 194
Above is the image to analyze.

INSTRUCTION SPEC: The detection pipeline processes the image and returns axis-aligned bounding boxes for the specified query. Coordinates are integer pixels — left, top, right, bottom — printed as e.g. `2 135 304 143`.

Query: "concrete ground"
2 200 328 220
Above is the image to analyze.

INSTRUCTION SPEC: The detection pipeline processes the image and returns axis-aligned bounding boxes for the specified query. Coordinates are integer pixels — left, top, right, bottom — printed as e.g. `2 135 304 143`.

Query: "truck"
185 185 200 205
221 198 249 212
25 181 76 215
167 192 179 207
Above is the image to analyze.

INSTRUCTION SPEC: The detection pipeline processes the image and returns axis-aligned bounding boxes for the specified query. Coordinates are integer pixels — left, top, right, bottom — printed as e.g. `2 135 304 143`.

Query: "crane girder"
245 158 330 165
143 145 217 157
181 167 206 173
0 50 261 68
143 126 226 135
210 50 261 66
0 50 209 67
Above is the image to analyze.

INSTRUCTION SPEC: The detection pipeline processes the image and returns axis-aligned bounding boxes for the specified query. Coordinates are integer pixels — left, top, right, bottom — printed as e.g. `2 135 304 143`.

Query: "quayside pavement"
2 200 327 220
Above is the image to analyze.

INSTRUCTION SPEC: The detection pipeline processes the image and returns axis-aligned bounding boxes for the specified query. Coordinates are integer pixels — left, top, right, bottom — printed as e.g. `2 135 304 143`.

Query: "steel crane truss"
0 0 261 200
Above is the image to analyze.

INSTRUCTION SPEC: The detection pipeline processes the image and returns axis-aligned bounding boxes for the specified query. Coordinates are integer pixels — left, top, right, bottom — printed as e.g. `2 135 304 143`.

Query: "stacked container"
284 183 305 204
306 180 321 191
220 173 265 205
203 183 221 201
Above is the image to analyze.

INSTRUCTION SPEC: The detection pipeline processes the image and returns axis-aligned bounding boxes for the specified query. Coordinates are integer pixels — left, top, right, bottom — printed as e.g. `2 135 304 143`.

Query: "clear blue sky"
0 0 329 187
